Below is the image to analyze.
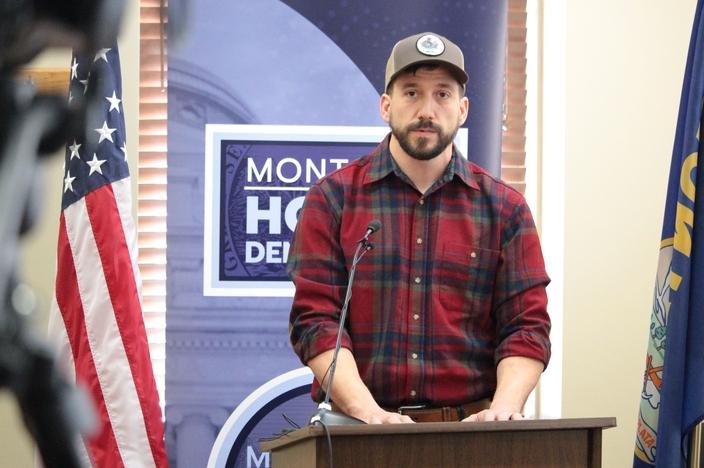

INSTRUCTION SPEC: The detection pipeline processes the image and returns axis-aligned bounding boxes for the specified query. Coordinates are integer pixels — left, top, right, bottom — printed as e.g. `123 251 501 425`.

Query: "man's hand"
462 407 523 422
462 356 543 423
353 406 415 425
307 348 414 424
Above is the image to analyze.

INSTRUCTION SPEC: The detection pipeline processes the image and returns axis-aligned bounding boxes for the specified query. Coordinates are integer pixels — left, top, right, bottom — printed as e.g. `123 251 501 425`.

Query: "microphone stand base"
309 406 365 426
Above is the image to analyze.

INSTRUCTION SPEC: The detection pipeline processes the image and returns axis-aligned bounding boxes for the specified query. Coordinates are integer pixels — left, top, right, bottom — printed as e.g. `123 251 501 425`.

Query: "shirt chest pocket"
433 243 500 316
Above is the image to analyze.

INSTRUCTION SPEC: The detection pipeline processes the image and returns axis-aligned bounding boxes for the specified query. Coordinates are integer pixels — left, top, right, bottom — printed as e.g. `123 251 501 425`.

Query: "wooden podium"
261 417 616 468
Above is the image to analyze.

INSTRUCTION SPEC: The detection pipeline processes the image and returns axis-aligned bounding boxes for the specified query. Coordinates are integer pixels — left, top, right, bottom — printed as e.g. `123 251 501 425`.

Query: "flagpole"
691 423 703 468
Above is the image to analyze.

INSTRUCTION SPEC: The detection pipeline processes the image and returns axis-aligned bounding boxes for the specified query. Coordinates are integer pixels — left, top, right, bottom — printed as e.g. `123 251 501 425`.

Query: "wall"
0 2 140 467
560 1 696 467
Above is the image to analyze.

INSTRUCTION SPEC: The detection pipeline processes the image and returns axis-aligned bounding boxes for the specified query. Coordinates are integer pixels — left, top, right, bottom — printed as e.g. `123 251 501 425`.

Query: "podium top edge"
260 417 617 451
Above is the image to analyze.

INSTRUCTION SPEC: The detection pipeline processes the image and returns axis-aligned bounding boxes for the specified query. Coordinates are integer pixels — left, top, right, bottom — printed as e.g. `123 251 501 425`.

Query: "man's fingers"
367 410 415 424
463 410 490 422
463 409 524 422
383 412 415 424
377 408 524 424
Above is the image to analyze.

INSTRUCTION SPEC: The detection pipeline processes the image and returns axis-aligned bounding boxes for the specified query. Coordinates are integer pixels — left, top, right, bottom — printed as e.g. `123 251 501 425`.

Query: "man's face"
381 65 469 161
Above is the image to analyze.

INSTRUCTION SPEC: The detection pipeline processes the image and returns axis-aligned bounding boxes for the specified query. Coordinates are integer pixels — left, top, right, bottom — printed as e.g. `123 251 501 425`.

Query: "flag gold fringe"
691 423 703 468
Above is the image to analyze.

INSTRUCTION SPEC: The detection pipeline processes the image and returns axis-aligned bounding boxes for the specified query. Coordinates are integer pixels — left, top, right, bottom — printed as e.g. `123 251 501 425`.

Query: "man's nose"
417 96 435 120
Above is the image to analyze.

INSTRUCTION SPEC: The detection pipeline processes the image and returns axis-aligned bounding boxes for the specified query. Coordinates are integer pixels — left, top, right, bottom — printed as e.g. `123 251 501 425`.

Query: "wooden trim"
503 0 529 194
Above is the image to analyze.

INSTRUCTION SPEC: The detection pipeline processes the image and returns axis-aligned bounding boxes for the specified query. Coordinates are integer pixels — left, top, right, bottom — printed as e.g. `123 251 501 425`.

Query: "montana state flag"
635 1 704 466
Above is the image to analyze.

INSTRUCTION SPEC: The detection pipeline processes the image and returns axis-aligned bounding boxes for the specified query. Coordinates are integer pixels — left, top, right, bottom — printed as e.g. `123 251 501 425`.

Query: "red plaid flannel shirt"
288 135 551 407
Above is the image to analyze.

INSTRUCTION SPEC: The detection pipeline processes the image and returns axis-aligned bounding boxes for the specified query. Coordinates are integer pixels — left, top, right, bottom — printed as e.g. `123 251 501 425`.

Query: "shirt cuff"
296 324 354 365
494 330 551 369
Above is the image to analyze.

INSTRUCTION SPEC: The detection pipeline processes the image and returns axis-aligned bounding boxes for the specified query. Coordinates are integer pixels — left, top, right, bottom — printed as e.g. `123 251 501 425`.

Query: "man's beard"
390 119 458 161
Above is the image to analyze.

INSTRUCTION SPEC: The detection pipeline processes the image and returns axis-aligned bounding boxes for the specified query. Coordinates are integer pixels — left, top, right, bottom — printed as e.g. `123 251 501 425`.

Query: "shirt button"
411 352 418 359
410 390 417 397
413 314 420 320
414 276 421 284
416 237 423 245
470 251 477 259
419 199 424 205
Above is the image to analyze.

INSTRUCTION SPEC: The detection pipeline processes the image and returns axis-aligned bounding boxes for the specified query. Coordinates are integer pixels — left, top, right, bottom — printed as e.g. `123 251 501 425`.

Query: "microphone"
309 220 382 426
361 219 381 242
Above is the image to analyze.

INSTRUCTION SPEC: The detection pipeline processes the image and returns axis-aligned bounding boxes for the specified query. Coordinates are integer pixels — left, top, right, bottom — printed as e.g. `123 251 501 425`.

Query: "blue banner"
635 1 704 466
167 1 508 466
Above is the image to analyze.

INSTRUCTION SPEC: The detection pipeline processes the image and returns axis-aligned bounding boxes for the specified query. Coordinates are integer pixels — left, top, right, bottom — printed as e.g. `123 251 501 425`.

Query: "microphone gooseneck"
309 220 382 426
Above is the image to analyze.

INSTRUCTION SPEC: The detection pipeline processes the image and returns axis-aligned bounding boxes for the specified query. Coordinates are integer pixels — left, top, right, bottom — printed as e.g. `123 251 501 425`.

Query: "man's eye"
438 91 450 99
405 91 417 97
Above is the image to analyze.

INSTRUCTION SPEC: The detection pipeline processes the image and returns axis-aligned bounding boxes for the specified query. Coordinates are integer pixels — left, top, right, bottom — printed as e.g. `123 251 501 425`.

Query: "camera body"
0 0 125 72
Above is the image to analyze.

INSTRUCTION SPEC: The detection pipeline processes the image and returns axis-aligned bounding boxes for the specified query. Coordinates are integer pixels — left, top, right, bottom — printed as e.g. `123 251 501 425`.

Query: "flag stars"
86 153 107 176
71 57 79 80
68 140 81 160
94 48 111 63
95 121 116 144
120 142 128 161
79 78 89 94
63 171 76 193
106 91 122 113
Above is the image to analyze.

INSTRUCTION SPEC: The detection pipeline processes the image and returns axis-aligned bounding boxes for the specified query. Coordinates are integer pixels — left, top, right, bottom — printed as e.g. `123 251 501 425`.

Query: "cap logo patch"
416 34 445 56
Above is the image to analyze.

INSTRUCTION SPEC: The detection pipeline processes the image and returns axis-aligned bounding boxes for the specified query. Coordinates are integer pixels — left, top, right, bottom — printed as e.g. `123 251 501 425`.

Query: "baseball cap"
384 32 468 92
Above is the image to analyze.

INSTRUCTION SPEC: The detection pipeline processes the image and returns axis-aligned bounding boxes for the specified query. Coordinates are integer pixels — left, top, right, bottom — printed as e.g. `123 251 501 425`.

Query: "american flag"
48 46 167 467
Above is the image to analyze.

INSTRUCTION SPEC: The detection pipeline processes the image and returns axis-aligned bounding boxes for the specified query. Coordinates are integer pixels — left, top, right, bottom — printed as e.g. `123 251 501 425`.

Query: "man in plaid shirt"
287 32 551 424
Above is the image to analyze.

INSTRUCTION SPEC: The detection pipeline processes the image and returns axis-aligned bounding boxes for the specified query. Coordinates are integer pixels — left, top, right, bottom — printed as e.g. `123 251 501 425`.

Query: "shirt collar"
364 133 480 191
364 134 396 184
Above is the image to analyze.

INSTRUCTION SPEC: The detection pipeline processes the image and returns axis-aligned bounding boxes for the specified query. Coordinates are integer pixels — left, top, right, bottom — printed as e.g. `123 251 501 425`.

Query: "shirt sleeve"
287 181 353 364
492 198 552 368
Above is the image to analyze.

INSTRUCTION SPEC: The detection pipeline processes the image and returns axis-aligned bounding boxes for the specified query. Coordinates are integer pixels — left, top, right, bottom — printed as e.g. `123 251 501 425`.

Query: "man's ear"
458 96 469 126
380 93 391 123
